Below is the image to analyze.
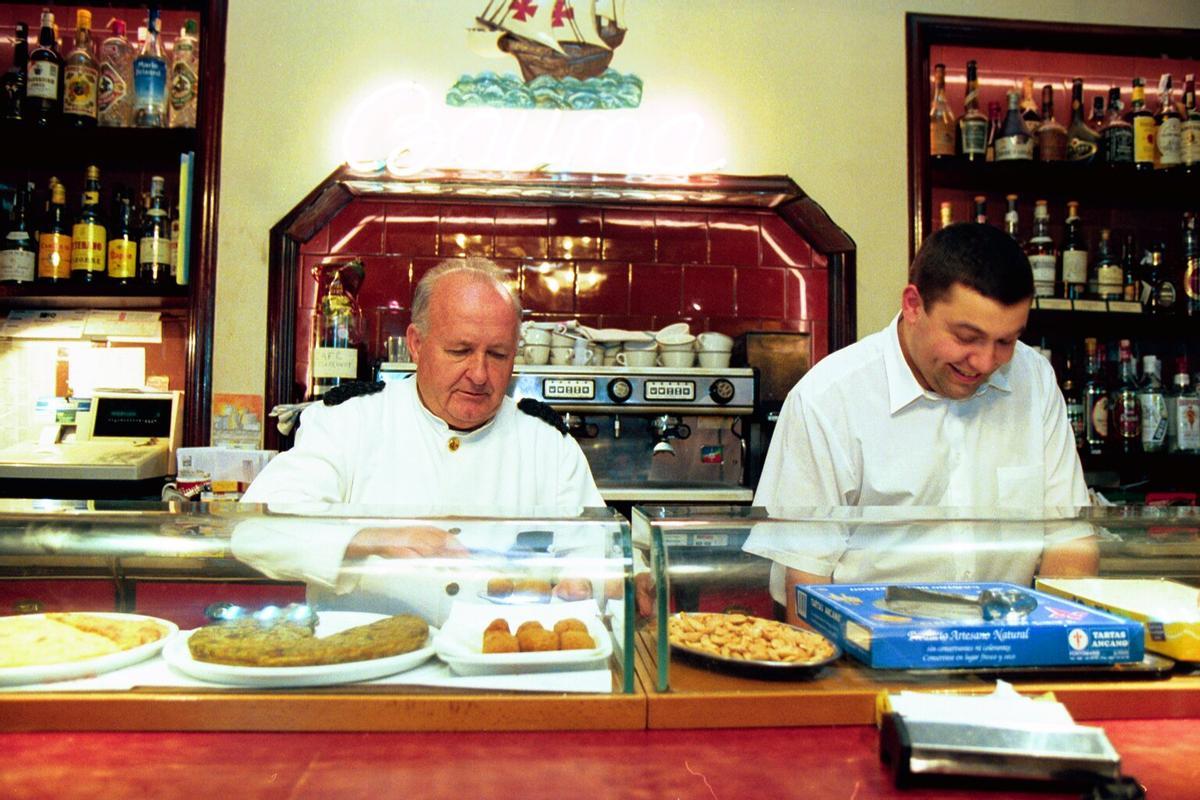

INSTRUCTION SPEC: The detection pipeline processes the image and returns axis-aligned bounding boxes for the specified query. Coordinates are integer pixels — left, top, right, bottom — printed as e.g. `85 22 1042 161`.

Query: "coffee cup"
698 350 732 369
697 331 733 352
524 344 550 365
523 327 552 346
658 350 696 368
601 343 622 365
549 346 574 365
550 330 575 347
616 350 657 367
572 339 596 366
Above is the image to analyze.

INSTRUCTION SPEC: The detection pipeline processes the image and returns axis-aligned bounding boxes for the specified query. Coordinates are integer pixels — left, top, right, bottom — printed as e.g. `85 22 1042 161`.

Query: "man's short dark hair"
909 222 1034 307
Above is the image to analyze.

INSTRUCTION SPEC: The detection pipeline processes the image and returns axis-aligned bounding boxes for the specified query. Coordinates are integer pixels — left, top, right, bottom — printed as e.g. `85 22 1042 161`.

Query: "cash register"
0 390 183 488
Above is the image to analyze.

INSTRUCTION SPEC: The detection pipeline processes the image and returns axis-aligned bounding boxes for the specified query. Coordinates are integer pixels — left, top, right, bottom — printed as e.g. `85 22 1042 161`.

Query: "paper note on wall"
67 348 146 396
82 311 163 343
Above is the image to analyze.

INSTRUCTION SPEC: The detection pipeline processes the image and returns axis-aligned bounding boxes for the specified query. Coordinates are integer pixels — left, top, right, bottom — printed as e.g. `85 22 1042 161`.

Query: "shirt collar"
406 375 500 441
883 313 1012 415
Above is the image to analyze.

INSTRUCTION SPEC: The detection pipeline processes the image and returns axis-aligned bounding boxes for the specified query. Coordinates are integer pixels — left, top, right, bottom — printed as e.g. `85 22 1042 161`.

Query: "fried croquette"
482 630 520 653
486 577 514 598
552 618 587 635
515 620 544 635
187 614 429 667
518 628 559 652
559 630 596 650
484 618 511 634
512 578 552 600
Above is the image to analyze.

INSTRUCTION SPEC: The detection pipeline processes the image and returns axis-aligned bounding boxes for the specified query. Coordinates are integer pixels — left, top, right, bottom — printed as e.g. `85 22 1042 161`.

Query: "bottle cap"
184 18 198 35
110 19 126 36
76 9 91 28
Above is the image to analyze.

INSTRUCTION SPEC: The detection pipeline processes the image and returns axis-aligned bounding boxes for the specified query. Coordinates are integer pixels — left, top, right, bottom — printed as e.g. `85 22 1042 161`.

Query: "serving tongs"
203 602 318 629
881 586 1038 622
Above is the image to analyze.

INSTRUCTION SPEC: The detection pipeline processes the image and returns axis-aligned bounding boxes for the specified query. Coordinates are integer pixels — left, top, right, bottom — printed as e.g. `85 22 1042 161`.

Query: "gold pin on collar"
448 436 461 452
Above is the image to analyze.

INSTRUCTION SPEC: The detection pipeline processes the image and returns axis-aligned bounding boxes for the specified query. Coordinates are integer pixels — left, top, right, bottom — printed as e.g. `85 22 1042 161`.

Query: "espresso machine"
378 363 757 505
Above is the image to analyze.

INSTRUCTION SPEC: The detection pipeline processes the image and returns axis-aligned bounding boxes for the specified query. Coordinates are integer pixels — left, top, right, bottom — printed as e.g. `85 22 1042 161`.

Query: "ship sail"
554 0 609 50
480 0 566 54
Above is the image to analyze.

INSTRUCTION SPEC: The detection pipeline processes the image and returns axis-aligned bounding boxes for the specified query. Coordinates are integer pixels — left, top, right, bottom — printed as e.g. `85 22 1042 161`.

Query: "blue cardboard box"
796 582 1144 669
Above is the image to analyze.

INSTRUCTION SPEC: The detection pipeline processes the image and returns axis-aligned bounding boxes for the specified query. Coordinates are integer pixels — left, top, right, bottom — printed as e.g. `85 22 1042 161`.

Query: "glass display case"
633 505 1200 728
0 501 638 730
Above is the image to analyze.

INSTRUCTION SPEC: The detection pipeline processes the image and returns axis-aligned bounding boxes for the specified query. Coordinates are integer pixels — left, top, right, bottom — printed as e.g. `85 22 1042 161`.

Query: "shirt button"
448 436 461 452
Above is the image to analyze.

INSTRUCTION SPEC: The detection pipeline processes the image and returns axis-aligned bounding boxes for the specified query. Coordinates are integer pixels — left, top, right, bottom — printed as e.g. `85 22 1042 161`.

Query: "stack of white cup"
522 326 552 364
696 331 734 368
656 330 696 368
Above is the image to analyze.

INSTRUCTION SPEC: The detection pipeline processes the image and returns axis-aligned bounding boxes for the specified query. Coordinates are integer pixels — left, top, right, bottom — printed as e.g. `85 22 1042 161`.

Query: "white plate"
434 600 612 676
476 590 553 605
162 611 436 687
0 612 178 687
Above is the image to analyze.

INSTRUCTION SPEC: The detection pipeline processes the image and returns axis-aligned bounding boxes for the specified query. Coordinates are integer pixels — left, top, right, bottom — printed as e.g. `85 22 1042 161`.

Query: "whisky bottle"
1168 359 1200 453
62 9 98 126
1121 234 1141 304
1155 73 1183 171
139 176 171 284
311 269 359 398
1026 199 1056 298
938 201 954 230
1066 78 1099 163
1138 355 1167 454
1144 243 1176 314
985 101 1001 161
106 188 137 285
0 188 36 284
97 19 134 127
1088 95 1105 134
133 8 167 127
1183 212 1200 317
24 9 62 127
1113 339 1141 455
959 60 988 161
1083 337 1109 455
1036 84 1067 162
37 181 71 282
167 18 199 129
1 22 29 124
995 91 1034 161
70 165 106 282
1183 74 1200 173
1094 228 1123 302
972 195 987 225
1100 86 1133 166
1004 194 1020 240
1131 78 1156 172
1061 349 1085 450
929 63 956 159
1060 201 1087 300
1020 77 1041 136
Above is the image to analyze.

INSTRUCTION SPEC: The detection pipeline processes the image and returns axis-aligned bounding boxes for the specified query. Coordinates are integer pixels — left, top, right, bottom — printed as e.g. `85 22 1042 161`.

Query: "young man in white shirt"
744 223 1095 623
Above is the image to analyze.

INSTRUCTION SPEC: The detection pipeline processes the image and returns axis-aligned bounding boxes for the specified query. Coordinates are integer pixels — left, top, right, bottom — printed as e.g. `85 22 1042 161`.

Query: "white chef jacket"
744 315 1090 603
234 377 608 620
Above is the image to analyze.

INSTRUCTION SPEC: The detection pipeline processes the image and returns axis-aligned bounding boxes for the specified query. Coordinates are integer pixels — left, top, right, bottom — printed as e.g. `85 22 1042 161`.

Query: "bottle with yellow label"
37 182 71 283
1131 78 1156 172
71 165 107 282
106 188 138 286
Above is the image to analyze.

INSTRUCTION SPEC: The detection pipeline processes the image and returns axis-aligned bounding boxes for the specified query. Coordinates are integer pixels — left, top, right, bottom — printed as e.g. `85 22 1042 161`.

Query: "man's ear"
900 284 924 323
406 323 422 365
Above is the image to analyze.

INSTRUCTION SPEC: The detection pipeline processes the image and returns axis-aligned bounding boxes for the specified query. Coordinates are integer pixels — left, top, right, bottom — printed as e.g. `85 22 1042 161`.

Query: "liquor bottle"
1113 339 1141 455
312 269 358 398
1183 74 1200 173
139 176 171 283
1036 84 1067 162
1183 212 1200 317
62 9 98 126
1121 234 1141 304
133 8 167 128
1131 78 1156 172
1154 73 1183 171
929 63 956 159
37 181 71 282
972 195 987 225
1083 337 1109 455
1060 201 1087 300
938 201 954 230
106 188 137 285
995 91 1034 161
97 19 135 127
70 165 106 282
1020 77 1041 138
984 101 1002 161
959 60 987 161
1094 228 1123 302
24 9 62 127
0 188 36 284
1088 95 1105 134
1003 194 1020 241
1168 359 1200 453
1143 243 1176 314
1026 200 1056 298
1066 77 1099 164
1100 86 1133 166
1138 355 1168 454
1061 349 1085 450
168 18 199 128
1 22 29 124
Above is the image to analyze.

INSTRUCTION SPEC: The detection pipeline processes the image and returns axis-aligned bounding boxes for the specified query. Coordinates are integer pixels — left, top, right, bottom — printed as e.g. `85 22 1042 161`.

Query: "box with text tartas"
796 582 1144 669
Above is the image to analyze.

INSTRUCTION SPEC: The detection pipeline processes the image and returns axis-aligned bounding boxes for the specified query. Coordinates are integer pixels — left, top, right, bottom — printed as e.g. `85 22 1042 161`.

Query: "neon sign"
339 81 728 177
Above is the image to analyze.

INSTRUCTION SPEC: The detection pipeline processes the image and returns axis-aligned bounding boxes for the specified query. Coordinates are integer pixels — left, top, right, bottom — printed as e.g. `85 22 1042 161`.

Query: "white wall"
215 0 1200 396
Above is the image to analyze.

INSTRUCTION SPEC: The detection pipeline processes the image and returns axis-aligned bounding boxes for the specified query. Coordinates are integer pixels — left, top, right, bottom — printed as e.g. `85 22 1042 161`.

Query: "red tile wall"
296 199 830 380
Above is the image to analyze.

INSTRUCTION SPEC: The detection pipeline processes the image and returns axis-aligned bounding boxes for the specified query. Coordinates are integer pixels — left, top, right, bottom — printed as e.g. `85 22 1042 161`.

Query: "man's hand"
345 526 471 560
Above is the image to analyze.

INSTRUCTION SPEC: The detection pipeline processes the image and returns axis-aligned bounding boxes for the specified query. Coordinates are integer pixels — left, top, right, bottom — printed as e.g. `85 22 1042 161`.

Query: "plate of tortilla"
0 612 177 686
162 611 436 687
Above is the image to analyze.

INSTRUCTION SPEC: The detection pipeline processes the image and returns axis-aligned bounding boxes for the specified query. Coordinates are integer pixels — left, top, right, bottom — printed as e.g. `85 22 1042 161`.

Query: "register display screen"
91 397 174 438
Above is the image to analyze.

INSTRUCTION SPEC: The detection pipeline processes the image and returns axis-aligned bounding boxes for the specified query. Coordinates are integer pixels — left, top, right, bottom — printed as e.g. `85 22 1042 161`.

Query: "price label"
312 346 358 379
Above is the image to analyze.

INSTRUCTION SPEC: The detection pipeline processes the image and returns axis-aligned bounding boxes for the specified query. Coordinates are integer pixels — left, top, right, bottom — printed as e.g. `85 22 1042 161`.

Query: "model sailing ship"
470 0 627 83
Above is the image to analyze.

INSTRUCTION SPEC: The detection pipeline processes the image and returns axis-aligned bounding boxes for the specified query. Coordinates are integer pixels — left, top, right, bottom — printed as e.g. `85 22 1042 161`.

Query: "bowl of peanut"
666 611 840 678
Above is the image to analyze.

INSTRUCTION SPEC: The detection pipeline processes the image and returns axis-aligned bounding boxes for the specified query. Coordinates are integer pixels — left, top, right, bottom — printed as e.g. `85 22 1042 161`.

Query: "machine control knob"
709 378 736 405
608 378 633 403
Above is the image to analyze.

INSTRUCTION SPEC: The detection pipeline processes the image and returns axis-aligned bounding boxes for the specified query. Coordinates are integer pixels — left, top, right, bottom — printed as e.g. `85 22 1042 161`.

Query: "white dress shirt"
745 315 1089 603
